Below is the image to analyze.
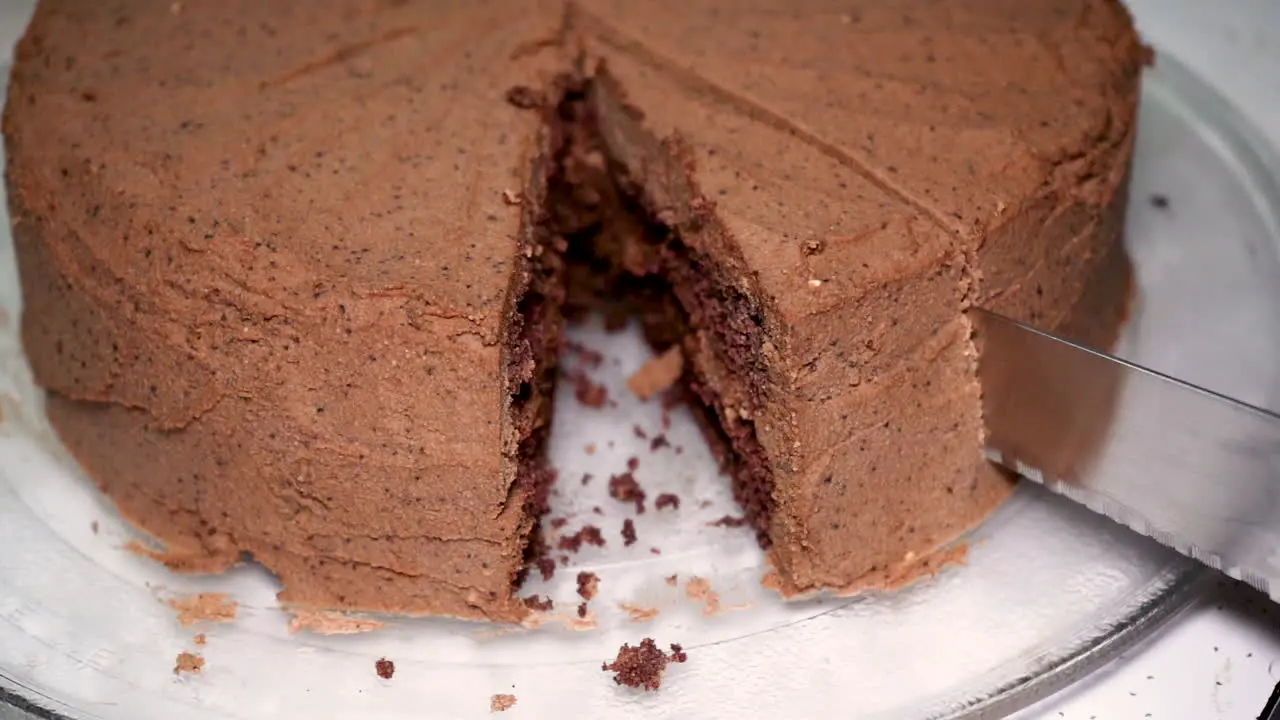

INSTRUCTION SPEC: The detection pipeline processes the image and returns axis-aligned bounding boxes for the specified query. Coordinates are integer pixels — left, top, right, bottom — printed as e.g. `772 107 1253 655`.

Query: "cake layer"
5 0 1145 618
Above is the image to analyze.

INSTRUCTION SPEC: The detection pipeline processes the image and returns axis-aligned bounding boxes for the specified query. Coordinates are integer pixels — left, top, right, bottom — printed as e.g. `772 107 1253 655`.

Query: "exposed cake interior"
507 69 778 583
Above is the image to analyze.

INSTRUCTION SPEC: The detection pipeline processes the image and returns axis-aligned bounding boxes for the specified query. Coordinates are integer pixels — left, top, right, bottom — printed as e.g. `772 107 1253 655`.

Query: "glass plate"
2 51 1278 720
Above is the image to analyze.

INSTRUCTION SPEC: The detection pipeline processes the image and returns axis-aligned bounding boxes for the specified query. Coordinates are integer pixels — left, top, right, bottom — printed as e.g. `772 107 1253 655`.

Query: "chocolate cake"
4 0 1145 621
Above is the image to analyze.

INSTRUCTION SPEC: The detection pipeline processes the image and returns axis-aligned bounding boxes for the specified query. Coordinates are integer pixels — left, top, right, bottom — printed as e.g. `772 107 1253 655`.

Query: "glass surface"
0 53 1276 720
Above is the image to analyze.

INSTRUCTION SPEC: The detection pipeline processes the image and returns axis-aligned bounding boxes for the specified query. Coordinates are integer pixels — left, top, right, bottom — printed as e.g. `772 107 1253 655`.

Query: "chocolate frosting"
5 0 1144 619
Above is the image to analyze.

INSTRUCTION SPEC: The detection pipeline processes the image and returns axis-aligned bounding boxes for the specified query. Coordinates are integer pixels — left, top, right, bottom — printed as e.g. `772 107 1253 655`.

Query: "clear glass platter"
2 51 1279 720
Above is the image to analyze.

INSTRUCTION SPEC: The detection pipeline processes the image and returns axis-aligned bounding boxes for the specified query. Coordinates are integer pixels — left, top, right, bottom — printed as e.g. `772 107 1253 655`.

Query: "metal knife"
972 307 1280 603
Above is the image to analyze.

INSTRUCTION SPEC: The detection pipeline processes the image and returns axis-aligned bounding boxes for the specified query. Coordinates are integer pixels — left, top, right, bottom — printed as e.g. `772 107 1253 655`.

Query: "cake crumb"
601 638 685 691
632 425 648 439
536 557 556 581
665 574 678 586
523 594 554 612
649 435 670 451
709 515 748 528
584 443 596 455
490 693 518 712
558 525 606 552
649 547 661 555
90 521 99 534
567 368 608 408
581 473 593 485
168 593 237 627
686 576 722 616
288 609 386 635
577 602 589 618
655 493 680 511
627 346 684 401
626 456 639 471
592 506 603 515
550 517 568 529
686 576 712 599
576 571 600 601
620 602 659 622
174 651 204 676
608 472 646 513
192 633 206 646
1149 193 1170 210
621 518 637 546
375 657 395 679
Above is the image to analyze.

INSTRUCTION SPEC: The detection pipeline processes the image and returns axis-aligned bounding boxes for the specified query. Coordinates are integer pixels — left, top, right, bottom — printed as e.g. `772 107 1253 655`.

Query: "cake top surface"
9 0 1142 325
9 1 565 330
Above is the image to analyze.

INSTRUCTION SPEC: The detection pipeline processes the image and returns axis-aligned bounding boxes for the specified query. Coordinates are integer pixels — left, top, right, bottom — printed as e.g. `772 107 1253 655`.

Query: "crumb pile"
602 638 688 691
173 651 204 676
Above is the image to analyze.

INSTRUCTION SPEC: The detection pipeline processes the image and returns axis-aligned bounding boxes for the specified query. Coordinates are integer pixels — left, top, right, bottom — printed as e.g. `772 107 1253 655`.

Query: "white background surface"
0 1 1277 718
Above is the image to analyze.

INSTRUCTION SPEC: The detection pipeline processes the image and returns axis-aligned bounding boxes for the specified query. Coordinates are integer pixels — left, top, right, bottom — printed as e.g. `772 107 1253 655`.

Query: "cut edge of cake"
500 64 787 608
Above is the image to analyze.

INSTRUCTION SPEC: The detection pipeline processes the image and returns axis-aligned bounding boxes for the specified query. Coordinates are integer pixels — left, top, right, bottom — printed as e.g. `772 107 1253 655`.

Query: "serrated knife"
973 308 1280 604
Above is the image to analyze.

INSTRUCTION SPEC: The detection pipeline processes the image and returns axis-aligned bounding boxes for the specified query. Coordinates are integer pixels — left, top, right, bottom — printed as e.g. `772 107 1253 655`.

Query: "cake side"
573 0 1145 593
5 0 570 621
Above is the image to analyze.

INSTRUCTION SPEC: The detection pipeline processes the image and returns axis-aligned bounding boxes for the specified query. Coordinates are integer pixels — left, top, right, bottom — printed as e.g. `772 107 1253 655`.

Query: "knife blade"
972 307 1280 603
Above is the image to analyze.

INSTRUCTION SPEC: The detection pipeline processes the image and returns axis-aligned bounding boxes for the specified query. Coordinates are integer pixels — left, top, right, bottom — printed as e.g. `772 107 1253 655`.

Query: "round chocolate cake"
4 0 1145 621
